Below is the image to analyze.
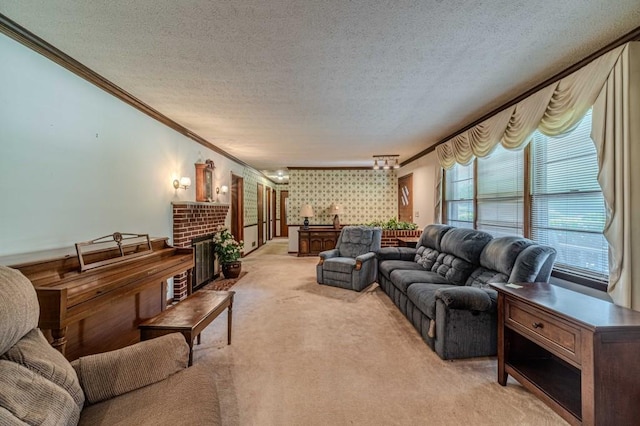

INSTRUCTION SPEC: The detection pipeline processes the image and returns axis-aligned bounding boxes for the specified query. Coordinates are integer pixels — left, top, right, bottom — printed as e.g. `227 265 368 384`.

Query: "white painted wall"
0 34 254 257
398 152 441 229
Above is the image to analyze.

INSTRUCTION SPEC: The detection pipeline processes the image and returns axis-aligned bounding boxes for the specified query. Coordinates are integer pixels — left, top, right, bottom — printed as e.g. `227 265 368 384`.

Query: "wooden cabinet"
491 282 640 425
298 227 340 256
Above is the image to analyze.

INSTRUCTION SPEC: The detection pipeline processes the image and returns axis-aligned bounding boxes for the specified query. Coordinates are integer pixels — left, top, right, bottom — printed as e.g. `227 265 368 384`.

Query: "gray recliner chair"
316 226 382 291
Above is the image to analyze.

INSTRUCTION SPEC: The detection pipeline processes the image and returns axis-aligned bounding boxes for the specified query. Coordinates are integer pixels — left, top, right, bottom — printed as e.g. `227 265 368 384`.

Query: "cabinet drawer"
505 300 581 365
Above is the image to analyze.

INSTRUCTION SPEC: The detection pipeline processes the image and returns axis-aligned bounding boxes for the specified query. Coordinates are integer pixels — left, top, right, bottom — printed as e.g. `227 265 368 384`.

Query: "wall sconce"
328 203 341 230
173 177 191 190
373 155 400 170
300 204 314 230
215 185 229 202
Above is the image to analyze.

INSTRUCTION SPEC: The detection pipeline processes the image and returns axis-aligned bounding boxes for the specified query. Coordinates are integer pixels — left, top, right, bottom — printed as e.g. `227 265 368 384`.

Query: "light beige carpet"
195 239 565 425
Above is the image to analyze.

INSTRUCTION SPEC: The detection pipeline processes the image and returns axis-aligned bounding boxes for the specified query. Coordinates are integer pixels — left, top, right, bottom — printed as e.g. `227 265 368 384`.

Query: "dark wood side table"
139 290 234 366
397 237 420 248
490 282 640 425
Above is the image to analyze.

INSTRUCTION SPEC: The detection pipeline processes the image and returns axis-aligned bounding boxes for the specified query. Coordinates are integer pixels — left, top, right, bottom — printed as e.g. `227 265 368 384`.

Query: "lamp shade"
179 177 191 188
300 204 314 217
328 204 340 215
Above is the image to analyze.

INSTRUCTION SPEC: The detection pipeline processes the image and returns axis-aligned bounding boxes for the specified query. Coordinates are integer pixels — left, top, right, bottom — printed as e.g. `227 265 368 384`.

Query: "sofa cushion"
0 360 80 426
379 260 425 281
465 268 509 288
480 236 534 276
407 283 457 319
72 333 189 404
2 328 85 410
322 257 356 274
417 224 452 251
390 270 450 294
78 363 221 426
431 253 477 286
439 228 493 265
413 246 440 270
0 266 40 355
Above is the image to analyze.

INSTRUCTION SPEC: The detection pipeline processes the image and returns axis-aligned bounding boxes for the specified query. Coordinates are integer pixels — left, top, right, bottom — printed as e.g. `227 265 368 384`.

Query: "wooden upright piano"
2 234 193 360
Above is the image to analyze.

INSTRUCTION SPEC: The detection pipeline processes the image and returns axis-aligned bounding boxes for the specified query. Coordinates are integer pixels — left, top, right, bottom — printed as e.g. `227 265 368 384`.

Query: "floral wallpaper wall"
242 168 279 226
287 169 398 226
243 169 259 225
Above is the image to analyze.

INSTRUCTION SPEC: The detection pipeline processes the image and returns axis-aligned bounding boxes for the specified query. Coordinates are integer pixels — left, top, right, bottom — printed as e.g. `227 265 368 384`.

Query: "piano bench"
138 290 235 365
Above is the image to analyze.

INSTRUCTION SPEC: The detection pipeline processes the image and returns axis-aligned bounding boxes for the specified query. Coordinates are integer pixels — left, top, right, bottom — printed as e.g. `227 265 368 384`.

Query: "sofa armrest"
377 247 417 262
71 333 189 404
435 287 495 312
355 252 376 271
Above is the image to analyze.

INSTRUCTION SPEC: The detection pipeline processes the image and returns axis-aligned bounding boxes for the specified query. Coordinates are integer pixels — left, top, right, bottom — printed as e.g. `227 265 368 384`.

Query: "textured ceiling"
1 1 639 172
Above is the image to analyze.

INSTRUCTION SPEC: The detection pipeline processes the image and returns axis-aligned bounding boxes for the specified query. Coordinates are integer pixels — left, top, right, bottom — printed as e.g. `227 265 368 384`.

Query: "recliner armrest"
318 249 340 265
71 333 189 404
377 247 417 262
435 287 496 312
355 252 376 271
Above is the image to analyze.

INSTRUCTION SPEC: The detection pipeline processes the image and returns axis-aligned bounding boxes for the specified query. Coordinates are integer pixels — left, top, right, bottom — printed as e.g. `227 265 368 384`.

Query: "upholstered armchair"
316 226 382 291
0 265 220 425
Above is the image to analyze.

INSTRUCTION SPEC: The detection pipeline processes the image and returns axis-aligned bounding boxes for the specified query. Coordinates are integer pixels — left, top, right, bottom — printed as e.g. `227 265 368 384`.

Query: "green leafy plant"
213 227 244 264
363 218 418 230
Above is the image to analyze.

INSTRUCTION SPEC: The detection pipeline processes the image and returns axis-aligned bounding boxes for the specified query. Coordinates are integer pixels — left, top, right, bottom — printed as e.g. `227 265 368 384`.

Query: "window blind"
476 144 524 237
530 109 608 279
445 163 474 228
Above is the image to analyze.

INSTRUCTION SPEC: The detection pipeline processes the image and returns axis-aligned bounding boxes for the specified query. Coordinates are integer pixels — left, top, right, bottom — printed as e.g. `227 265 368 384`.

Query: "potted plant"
213 227 244 278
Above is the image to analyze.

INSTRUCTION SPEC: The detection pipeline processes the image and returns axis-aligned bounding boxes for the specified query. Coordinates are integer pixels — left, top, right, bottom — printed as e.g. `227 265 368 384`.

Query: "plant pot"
221 261 242 279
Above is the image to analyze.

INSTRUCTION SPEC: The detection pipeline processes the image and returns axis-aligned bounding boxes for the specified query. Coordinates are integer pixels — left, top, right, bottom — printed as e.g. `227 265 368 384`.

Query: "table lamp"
300 205 314 230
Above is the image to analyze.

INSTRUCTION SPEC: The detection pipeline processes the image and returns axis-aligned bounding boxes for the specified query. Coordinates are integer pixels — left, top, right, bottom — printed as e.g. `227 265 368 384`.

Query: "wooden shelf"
509 357 581 420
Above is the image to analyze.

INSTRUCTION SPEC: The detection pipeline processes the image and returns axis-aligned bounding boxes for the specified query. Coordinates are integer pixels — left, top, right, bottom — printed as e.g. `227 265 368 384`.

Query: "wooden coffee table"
139 290 235 365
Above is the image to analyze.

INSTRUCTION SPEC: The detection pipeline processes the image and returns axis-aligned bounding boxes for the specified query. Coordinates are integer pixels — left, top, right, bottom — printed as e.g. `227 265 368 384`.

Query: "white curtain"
434 42 640 309
592 43 640 309
433 167 443 224
436 45 626 168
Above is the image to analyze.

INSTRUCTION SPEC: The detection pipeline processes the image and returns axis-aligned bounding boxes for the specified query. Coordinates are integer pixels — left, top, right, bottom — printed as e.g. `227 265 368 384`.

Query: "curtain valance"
436 45 626 169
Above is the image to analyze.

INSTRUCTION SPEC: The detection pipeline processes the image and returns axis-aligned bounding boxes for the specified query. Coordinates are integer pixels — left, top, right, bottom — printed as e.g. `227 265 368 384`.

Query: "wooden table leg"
51 327 68 356
227 298 233 345
197 334 201 345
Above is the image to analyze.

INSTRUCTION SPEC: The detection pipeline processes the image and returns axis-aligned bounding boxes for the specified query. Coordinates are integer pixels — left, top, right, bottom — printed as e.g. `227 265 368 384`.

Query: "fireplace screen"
192 233 218 291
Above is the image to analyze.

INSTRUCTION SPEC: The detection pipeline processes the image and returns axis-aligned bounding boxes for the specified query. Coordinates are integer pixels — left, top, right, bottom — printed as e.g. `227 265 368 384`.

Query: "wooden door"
271 188 277 238
280 190 289 237
398 173 413 223
257 183 264 246
231 174 244 248
266 187 271 241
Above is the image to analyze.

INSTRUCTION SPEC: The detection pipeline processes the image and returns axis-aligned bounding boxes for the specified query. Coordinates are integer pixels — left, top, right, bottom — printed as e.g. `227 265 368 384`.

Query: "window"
530 110 608 280
476 144 524 237
444 162 474 228
443 109 608 283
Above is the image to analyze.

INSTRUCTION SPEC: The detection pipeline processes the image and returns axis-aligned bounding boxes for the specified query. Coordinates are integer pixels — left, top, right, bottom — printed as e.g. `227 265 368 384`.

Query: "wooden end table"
397 236 420 248
139 290 235 366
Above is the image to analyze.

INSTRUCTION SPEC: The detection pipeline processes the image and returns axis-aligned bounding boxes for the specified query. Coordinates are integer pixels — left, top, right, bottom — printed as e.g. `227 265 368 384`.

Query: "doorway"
231 174 244 248
257 183 264 247
280 190 289 237
398 174 413 223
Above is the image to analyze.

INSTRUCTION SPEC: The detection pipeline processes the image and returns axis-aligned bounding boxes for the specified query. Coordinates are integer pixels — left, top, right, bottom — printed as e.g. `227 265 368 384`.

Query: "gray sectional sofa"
377 224 556 360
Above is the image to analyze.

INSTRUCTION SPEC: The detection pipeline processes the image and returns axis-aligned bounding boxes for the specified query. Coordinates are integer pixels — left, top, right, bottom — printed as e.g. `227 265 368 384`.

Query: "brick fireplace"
172 202 229 300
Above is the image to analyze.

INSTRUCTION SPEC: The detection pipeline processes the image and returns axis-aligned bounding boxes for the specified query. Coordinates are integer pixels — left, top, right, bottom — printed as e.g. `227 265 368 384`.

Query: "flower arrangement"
213 227 244 264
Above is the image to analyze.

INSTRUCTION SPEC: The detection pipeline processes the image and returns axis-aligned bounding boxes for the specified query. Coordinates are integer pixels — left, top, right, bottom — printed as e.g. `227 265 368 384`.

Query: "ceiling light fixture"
372 155 400 171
